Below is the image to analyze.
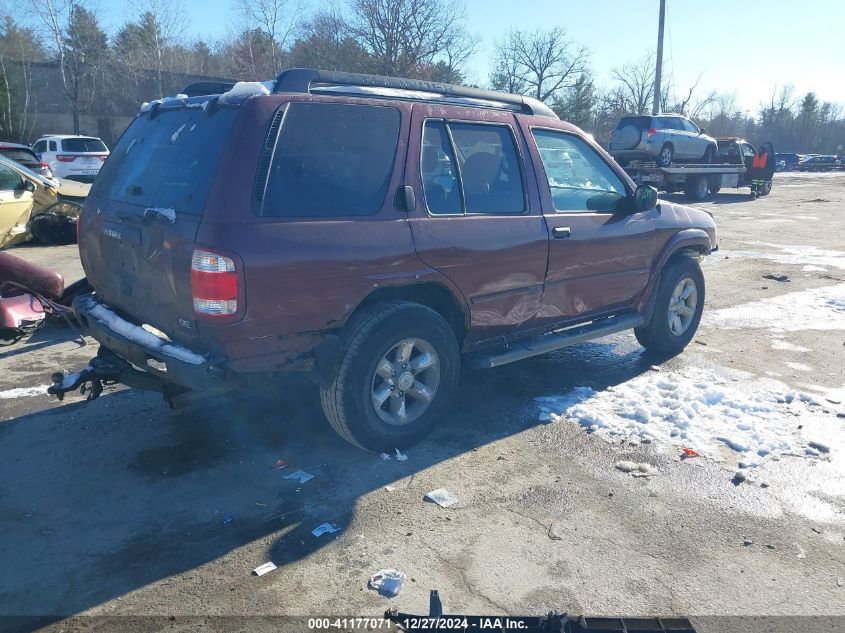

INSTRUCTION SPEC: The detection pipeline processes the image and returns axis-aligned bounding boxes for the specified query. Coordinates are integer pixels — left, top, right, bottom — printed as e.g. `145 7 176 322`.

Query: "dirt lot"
1 173 844 631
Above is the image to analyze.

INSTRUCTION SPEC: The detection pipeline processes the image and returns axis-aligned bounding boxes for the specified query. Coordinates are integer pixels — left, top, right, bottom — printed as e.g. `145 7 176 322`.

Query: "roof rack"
272 68 558 119
183 81 236 97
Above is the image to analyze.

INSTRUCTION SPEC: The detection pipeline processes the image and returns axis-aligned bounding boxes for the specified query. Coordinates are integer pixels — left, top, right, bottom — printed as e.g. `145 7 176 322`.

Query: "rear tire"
684 175 710 201
635 257 705 355
656 144 674 168
707 174 722 194
320 301 460 452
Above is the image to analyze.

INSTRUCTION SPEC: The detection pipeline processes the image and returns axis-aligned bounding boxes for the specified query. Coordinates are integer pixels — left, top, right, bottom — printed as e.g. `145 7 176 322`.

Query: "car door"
669 117 694 158
0 163 35 248
681 118 705 159
405 104 549 344
519 122 657 323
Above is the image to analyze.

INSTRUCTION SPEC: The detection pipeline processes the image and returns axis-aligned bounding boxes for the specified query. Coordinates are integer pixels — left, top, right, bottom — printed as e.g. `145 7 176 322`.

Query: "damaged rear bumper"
49 294 235 406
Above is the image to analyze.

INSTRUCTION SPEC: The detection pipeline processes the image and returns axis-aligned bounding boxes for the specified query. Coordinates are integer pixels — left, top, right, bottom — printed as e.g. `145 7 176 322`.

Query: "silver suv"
609 114 717 167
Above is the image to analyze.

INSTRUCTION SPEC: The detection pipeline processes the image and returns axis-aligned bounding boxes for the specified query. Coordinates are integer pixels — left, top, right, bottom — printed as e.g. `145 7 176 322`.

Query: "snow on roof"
218 80 274 104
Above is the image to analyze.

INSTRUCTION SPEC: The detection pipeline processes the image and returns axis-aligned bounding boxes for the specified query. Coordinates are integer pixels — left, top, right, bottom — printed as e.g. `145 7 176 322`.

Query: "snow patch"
0 385 49 399
535 366 840 470
219 81 271 104
170 124 186 143
704 284 845 331
144 207 176 223
770 338 809 353
83 298 206 365
785 361 812 372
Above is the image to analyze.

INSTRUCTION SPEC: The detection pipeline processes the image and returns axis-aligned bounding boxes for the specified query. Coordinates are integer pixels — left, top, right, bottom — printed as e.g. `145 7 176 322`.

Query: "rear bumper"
73 294 224 392
609 145 658 160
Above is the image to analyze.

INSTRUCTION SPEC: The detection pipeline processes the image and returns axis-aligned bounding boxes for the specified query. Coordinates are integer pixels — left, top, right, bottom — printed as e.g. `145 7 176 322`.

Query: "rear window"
91 107 238 215
615 116 652 130
0 148 39 167
260 102 400 218
61 137 108 153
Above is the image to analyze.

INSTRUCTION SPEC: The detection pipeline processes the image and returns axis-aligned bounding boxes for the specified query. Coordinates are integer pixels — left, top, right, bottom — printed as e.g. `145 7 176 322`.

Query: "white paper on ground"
311 522 340 537
252 562 277 576
425 488 458 507
369 569 406 597
283 470 314 484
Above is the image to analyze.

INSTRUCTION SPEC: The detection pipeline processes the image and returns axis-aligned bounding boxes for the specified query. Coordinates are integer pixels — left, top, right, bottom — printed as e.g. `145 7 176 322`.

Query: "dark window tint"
449 123 525 214
615 116 652 130
261 103 400 217
49 141 57 151
0 164 22 190
91 107 238 215
0 148 39 168
421 121 461 215
33 141 46 153
61 137 108 152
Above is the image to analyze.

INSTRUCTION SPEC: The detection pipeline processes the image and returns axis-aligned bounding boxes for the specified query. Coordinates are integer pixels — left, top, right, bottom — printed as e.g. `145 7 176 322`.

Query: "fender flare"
635 229 713 318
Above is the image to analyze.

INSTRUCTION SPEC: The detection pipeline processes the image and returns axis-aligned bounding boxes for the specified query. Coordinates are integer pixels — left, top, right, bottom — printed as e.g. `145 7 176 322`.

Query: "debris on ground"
283 470 314 484
733 470 747 484
252 562 277 576
743 538 754 546
384 485 397 492
424 488 458 508
272 459 288 470
762 274 790 282
380 453 392 460
548 522 565 541
648 365 661 372
766 544 777 550
368 569 406 597
681 447 700 458
394 448 408 461
811 527 822 534
222 514 234 525
311 523 340 537
614 461 657 477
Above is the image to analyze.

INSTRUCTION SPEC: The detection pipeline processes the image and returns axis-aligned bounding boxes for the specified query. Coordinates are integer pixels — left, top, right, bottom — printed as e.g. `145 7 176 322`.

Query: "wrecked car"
0 155 89 249
52 69 717 452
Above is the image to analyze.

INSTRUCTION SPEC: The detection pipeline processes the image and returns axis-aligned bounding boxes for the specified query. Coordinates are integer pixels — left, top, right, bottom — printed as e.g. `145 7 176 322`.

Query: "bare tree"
349 0 476 80
0 14 45 142
489 28 588 103
234 0 302 76
610 50 655 114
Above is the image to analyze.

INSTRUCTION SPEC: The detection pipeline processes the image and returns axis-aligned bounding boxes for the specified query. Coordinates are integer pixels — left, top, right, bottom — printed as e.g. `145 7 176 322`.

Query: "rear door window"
260 102 401 218
448 123 525 215
61 137 108 152
421 121 462 215
49 141 57 151
90 107 238 215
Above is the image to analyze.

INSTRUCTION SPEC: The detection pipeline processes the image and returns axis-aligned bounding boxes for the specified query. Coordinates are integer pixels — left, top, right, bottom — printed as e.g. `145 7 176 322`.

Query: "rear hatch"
59 137 109 174
609 115 652 151
79 101 239 346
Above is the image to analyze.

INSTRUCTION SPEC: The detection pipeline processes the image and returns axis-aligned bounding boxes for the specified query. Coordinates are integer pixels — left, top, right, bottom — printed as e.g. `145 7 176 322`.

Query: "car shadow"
0 325 85 361
0 335 660 622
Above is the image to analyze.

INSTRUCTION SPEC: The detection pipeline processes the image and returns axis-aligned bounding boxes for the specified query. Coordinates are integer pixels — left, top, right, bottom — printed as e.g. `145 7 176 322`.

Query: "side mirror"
20 179 36 193
634 185 658 212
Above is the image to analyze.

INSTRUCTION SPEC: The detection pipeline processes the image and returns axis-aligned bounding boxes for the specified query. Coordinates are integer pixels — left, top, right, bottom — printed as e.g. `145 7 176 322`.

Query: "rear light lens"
647 128 657 138
97 154 108 161
56 155 76 162
39 161 49 168
191 249 239 317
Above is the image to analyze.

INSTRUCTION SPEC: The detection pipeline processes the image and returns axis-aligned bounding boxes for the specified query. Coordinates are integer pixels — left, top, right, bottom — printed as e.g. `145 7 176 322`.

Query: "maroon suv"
56 69 717 451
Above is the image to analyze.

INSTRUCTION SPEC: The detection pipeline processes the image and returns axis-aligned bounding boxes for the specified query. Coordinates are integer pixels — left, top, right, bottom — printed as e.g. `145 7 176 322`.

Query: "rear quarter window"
259 102 401 218
90 106 238 215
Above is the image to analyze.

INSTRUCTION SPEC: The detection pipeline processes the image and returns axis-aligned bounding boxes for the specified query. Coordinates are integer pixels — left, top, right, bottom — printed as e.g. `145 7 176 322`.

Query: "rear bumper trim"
73 294 222 391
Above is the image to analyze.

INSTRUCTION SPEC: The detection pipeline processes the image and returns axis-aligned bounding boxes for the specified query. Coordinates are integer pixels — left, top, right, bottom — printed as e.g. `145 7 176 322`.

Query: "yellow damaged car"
0 154 90 249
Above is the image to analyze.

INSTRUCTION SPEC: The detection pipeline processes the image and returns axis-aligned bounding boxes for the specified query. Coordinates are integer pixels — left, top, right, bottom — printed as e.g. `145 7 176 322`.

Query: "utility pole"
652 0 666 114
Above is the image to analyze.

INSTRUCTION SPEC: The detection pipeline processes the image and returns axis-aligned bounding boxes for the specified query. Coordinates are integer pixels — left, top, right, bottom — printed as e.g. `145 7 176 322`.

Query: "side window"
33 141 45 154
421 121 462 215
49 141 57 152
0 164 22 191
741 144 756 158
448 123 525 214
532 129 628 213
682 119 699 133
261 102 401 218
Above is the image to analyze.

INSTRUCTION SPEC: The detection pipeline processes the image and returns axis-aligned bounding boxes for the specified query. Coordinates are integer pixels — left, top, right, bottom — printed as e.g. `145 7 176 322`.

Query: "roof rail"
272 68 558 119
182 81 236 97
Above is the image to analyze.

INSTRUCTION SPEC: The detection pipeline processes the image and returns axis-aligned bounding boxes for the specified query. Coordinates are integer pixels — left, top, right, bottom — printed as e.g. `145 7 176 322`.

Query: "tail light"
97 154 108 161
191 248 239 317
40 161 49 169
646 128 657 138
56 155 76 162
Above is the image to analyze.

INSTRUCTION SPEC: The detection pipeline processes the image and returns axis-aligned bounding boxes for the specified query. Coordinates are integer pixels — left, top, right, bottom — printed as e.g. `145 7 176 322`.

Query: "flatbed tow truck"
622 137 772 201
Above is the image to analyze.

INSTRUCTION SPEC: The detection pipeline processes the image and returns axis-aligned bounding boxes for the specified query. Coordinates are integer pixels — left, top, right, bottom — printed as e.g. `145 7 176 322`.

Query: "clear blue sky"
95 0 844 112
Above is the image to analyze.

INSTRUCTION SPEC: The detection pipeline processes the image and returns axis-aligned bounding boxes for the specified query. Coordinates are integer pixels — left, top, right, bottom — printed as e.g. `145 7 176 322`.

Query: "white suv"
33 135 109 183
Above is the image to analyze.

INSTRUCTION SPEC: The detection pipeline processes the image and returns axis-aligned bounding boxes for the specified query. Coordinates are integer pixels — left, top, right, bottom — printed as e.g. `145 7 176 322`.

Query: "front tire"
635 257 705 355
320 301 460 451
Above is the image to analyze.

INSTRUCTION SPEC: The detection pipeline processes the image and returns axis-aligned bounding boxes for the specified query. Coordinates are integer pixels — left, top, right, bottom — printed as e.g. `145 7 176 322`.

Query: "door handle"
552 226 571 239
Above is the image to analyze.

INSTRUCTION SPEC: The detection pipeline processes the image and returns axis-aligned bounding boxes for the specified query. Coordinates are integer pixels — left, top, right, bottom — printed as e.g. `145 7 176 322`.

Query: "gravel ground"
1 172 843 631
